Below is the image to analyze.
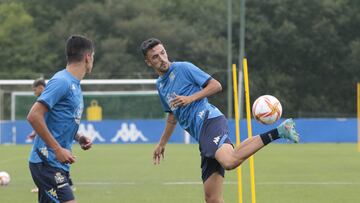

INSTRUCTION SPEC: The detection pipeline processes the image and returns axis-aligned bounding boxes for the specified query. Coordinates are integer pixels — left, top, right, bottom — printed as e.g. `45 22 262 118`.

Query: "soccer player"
140 38 300 203
26 78 46 143
27 35 94 203
27 78 78 193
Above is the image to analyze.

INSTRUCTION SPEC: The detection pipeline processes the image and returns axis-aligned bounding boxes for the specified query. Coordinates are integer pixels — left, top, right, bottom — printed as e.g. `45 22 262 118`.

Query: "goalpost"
11 90 160 121
1 79 162 144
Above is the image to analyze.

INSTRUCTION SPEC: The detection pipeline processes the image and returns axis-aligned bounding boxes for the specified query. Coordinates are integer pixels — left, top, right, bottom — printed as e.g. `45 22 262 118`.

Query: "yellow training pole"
232 64 243 203
243 58 256 203
357 83 360 152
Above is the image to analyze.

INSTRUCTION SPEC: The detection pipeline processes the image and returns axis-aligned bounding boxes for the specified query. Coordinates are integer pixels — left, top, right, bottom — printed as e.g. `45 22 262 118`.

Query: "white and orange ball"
252 95 282 124
0 171 11 186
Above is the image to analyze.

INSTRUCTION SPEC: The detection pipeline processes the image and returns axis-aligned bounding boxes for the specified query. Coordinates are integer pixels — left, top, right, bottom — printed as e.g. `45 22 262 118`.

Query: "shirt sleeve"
183 62 212 87
37 78 69 110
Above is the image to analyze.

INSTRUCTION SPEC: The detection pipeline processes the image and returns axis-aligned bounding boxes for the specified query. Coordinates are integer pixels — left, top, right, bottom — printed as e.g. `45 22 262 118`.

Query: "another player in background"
141 38 300 203
26 78 46 143
27 35 94 203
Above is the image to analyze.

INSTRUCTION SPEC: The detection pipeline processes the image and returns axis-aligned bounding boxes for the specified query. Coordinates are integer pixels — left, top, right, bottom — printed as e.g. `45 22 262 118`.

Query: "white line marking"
163 181 360 185
43 181 360 186
0 156 24 164
163 181 203 185
257 181 360 185
76 182 135 185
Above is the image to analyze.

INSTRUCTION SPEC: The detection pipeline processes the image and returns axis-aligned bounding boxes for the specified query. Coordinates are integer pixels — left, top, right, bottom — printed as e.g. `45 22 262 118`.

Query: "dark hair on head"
66 35 94 63
140 38 162 57
33 78 46 88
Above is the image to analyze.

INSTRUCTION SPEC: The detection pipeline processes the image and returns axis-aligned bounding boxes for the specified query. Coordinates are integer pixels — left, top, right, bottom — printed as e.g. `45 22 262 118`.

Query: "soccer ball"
252 95 282 124
0 171 11 186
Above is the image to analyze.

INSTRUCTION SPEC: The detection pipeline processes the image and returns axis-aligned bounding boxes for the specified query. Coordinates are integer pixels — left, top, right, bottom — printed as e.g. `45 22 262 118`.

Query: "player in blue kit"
27 35 94 203
141 38 299 203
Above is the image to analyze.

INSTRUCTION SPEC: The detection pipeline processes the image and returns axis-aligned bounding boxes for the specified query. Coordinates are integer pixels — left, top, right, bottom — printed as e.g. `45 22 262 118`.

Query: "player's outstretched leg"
215 118 300 170
277 118 300 143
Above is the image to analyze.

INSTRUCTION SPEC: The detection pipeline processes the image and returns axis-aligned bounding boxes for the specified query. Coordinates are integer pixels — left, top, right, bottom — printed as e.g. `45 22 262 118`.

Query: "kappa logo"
54 172 65 184
111 123 148 143
78 123 105 142
71 84 76 90
213 136 220 145
198 110 205 119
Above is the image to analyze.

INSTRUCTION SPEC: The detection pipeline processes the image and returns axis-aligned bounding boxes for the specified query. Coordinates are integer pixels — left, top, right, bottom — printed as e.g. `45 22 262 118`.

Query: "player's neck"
66 63 86 80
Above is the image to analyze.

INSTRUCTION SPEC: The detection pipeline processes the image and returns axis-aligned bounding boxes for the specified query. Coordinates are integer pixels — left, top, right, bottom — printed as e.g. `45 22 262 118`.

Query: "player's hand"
153 144 165 165
171 95 194 107
54 147 76 164
78 136 92 150
26 131 36 140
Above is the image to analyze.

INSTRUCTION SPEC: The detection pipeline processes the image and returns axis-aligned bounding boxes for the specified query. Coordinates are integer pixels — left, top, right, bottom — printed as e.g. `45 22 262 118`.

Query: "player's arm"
171 78 222 107
27 102 76 164
153 112 177 165
74 133 92 150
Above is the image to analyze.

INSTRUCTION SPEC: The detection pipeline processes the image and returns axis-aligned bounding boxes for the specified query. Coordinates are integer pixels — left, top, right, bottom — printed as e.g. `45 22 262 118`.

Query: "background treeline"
0 0 359 118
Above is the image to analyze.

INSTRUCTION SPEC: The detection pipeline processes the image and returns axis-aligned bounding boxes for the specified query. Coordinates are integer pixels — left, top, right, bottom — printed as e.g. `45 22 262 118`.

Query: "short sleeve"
182 62 212 87
37 78 69 109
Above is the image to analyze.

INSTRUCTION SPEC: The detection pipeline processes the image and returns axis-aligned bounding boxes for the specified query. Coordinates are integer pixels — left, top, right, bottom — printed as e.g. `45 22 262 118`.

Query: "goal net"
0 79 164 121
12 91 165 120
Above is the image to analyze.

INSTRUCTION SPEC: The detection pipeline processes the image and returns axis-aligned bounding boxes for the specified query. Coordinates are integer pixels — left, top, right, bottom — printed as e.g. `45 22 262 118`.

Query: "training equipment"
252 95 282 124
277 118 300 143
0 171 10 186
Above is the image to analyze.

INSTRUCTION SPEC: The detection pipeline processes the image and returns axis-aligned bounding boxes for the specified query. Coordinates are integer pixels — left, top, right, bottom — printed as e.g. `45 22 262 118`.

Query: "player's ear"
145 59 151 67
85 53 91 63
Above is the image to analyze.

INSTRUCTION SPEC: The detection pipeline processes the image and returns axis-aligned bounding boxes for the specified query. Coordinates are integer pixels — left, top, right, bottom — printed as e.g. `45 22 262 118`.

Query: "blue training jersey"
29 69 84 172
157 62 223 141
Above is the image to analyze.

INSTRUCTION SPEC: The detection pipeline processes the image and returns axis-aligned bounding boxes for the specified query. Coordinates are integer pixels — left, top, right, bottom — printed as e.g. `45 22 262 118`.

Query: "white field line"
253 181 360 185
76 182 136 185
163 181 360 185
0 156 24 164
72 181 360 186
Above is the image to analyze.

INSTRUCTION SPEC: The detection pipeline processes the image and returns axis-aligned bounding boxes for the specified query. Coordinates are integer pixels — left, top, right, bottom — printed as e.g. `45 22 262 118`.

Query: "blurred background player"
141 38 299 203
27 35 94 203
26 78 46 143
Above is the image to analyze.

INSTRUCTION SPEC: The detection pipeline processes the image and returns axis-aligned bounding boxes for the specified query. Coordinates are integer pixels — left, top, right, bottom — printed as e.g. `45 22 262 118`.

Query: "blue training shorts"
199 114 232 182
29 162 74 203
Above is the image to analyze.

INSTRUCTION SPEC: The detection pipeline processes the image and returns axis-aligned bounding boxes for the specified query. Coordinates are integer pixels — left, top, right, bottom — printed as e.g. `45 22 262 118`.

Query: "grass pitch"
1 143 360 203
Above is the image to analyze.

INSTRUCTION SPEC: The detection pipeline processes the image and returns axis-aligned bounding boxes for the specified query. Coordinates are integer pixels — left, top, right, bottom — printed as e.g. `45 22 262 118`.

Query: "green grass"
1 144 360 203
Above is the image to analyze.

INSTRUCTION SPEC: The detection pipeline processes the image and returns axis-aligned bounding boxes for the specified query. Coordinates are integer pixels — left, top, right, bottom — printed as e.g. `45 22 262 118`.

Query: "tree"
0 2 54 79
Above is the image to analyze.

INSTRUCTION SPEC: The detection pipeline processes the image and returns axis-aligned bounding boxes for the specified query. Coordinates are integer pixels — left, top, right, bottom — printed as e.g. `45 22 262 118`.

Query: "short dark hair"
33 78 46 88
140 38 162 57
66 35 94 63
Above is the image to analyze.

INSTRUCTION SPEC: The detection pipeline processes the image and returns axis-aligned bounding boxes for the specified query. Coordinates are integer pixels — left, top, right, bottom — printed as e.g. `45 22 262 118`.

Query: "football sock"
260 129 280 145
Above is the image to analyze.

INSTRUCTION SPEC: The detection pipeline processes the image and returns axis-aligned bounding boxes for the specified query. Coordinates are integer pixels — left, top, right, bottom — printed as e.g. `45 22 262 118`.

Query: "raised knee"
222 156 243 170
216 148 244 170
222 162 236 170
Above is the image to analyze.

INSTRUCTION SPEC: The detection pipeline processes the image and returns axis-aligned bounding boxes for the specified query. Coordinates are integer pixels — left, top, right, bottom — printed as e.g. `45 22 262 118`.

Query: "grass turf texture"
1 144 359 203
